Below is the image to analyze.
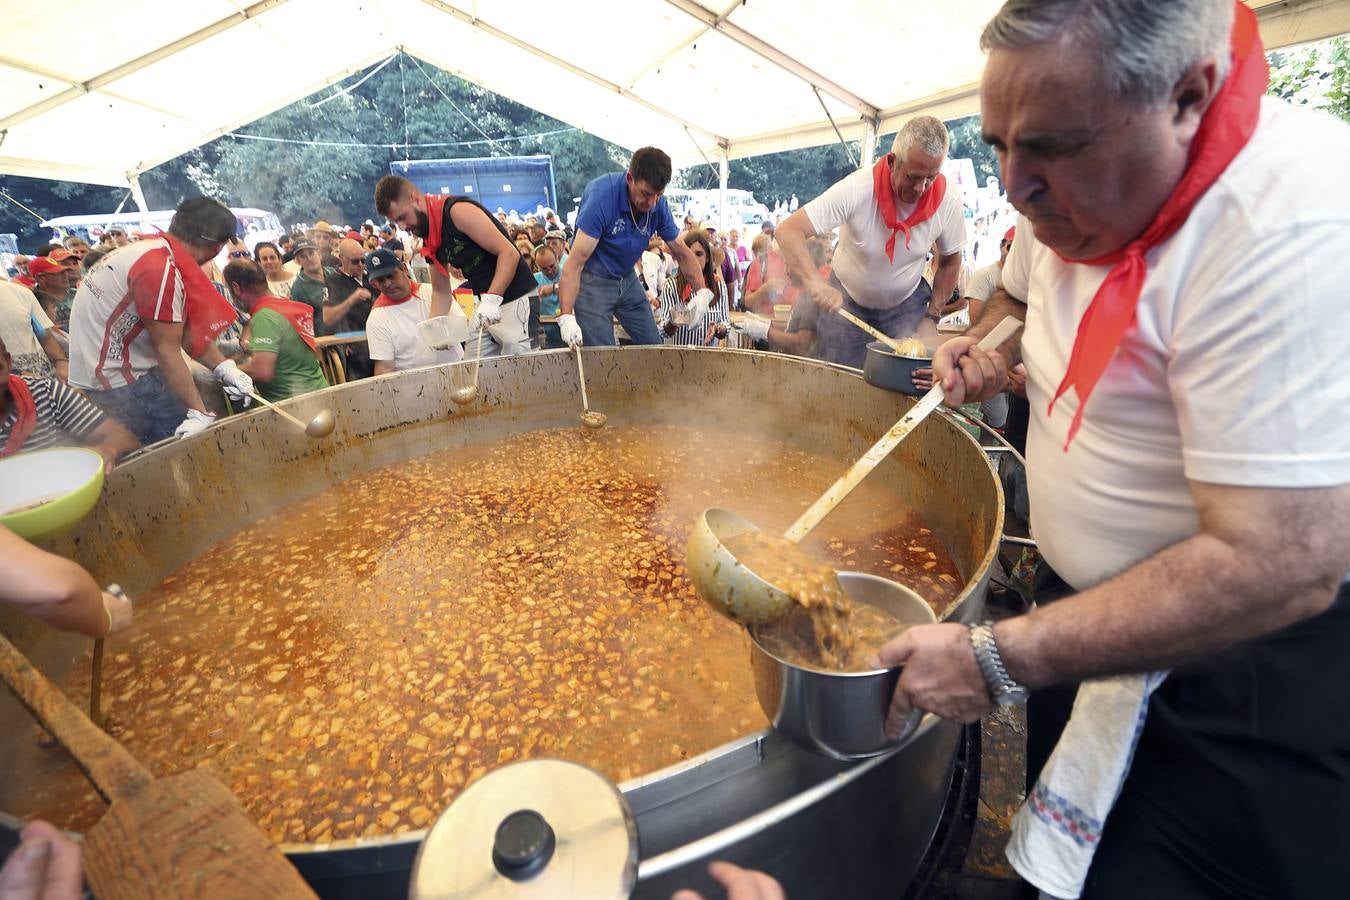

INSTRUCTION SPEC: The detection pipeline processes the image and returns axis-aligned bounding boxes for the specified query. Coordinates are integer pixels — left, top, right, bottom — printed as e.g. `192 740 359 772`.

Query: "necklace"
629 205 652 235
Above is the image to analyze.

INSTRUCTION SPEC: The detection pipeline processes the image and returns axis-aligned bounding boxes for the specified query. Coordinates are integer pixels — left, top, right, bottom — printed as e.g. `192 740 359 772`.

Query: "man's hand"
558 313 583 348
878 622 994 736
470 292 504 332
174 409 215 438
931 336 1010 407
733 318 771 342
213 358 255 407
911 366 935 392
0 820 83 900
1006 363 1027 398
807 278 844 313
670 862 785 900
101 586 133 635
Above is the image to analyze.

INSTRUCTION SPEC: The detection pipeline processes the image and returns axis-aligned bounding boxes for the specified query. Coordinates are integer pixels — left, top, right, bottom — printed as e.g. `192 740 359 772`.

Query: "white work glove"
734 318 771 342
558 313 584 348
688 287 714 326
174 409 216 438
469 292 504 332
213 358 255 407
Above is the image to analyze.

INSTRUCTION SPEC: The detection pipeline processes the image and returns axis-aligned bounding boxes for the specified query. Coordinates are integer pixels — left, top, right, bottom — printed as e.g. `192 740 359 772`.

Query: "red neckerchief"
249 295 318 354
1047 1 1268 449
873 155 947 262
156 231 241 358
419 197 449 278
13 275 36 289
1 375 37 457
374 281 423 309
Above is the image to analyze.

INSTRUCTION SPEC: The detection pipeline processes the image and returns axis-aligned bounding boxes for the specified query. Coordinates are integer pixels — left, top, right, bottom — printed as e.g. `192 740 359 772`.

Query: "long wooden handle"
249 392 309 431
574 346 591 413
0 633 154 803
835 308 904 352
784 316 1023 543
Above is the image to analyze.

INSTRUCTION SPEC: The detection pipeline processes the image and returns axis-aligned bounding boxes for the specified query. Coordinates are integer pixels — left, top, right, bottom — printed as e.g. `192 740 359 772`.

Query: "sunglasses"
228 250 250 259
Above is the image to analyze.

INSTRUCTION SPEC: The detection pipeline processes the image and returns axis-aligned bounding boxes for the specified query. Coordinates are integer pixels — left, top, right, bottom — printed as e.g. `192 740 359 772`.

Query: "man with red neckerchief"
222 260 327 402
66 197 255 443
363 248 465 375
878 2 1350 898
777 116 966 368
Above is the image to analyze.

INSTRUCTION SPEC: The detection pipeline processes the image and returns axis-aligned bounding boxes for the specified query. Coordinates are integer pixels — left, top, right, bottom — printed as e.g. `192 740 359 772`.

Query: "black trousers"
1028 583 1350 899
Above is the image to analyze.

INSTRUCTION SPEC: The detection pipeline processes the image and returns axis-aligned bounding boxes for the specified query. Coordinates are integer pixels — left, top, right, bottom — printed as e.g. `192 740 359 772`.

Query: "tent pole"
718 149 729 234
129 176 151 231
861 120 878 170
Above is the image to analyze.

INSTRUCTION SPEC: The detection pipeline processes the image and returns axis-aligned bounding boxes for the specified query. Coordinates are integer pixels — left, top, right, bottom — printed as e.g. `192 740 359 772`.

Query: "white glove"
470 292 504 332
174 409 216 438
558 313 583 348
734 318 771 342
213 358 255 407
688 287 714 325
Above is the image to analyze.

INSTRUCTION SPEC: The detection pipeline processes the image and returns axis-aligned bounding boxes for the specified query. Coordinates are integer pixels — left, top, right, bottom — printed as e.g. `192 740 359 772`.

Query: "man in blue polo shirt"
556 147 705 347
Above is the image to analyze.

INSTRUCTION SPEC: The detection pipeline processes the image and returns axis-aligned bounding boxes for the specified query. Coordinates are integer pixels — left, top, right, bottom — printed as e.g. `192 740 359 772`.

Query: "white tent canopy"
0 0 1346 189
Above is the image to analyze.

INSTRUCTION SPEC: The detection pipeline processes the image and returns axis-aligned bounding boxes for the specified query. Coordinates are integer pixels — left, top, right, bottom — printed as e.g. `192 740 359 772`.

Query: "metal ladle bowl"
449 385 477 406
304 408 337 438
686 508 797 624
581 410 607 429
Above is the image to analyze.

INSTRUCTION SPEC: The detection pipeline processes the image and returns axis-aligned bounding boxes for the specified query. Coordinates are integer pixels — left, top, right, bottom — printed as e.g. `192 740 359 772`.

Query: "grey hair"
980 0 1233 106
891 116 950 159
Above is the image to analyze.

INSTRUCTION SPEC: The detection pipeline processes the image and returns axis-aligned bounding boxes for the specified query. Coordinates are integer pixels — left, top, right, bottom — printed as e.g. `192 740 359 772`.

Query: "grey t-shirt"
964 262 1002 304
785 294 820 358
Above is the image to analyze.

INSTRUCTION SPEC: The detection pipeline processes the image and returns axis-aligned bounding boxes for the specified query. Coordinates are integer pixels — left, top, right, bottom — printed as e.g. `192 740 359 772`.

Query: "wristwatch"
968 622 1029 707
924 311 941 323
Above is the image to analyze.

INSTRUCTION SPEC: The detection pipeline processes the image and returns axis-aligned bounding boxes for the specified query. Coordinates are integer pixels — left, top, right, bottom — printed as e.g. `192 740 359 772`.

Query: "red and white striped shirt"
68 238 187 391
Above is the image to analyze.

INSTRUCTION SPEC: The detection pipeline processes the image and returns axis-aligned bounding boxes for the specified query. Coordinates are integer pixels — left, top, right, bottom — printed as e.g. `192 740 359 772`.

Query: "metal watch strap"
968 622 1027 706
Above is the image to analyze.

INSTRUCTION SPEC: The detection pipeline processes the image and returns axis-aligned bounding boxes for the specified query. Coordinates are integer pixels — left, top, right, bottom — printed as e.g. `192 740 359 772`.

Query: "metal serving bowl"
749 572 936 761
862 340 928 397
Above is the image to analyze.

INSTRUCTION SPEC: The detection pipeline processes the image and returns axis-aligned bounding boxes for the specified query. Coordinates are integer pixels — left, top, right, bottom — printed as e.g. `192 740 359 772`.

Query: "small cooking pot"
748 572 937 760
862 340 929 397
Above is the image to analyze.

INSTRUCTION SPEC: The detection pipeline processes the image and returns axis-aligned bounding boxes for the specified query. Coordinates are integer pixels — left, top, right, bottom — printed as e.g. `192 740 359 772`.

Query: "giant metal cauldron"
0 347 1003 898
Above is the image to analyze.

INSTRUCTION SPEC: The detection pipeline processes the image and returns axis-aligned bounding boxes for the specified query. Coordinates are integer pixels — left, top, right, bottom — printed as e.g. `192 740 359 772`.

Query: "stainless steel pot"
0 347 1005 898
862 340 928 396
748 572 936 761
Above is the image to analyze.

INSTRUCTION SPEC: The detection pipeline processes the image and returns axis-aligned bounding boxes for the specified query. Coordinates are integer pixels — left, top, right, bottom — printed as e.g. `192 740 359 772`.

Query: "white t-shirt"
0 282 54 377
68 237 185 391
366 282 464 372
804 166 966 309
1003 98 1350 591
267 274 295 298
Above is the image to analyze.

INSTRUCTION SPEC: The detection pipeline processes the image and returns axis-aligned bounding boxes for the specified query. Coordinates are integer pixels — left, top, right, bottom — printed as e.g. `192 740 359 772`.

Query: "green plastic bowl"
0 447 105 542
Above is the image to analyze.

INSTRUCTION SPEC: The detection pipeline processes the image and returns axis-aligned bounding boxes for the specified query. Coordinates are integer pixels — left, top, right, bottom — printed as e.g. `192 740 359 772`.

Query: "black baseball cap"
365 247 402 279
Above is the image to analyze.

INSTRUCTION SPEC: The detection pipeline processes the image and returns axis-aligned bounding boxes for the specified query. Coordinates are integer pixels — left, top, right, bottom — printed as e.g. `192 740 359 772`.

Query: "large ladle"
835 307 911 355
688 317 1022 624
450 326 486 406
0 633 316 899
249 392 335 439
574 345 607 429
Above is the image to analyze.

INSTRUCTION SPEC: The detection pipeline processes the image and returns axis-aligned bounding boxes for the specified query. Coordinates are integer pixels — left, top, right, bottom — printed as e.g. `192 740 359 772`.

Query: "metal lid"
409 759 638 900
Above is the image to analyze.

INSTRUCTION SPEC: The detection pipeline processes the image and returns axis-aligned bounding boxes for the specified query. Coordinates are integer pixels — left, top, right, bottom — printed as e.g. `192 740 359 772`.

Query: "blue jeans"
86 366 186 444
814 274 933 369
574 269 662 346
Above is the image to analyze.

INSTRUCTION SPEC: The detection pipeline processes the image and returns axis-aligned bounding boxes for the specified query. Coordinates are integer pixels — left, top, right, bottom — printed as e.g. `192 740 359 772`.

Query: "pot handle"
937 405 1037 550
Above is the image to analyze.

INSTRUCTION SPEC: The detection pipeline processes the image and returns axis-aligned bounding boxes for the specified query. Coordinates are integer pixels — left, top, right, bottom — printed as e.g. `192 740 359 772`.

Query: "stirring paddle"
0 633 317 900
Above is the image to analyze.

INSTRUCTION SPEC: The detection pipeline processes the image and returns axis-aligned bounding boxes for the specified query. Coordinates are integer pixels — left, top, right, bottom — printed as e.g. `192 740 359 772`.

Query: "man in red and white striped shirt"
67 197 255 443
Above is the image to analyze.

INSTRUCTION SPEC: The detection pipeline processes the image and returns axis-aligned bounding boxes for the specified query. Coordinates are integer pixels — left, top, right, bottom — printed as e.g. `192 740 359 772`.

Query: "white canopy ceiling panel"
627 28 858 144
0 63 60 121
727 0 1003 115
0 92 203 175
0 0 244 85
0 0 1346 187
435 0 705 89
